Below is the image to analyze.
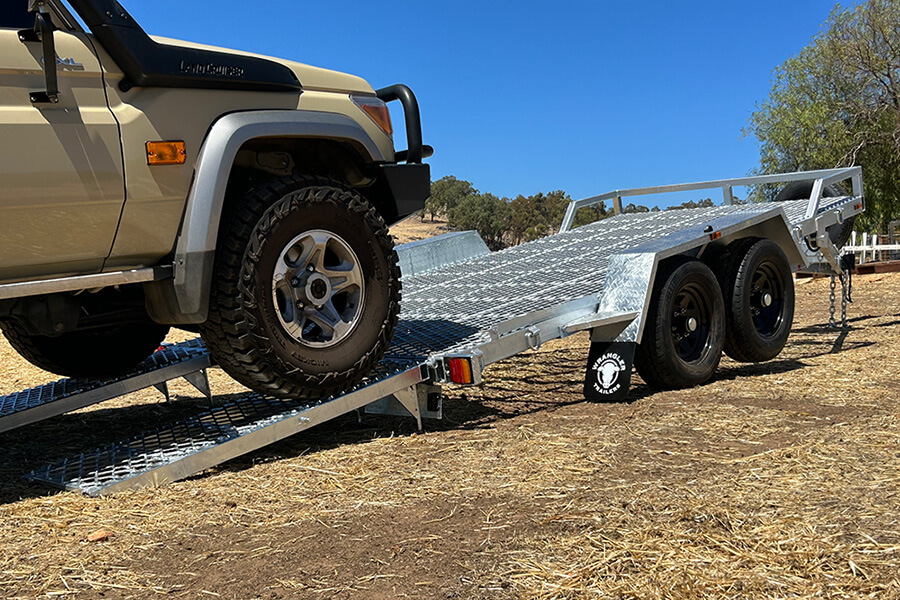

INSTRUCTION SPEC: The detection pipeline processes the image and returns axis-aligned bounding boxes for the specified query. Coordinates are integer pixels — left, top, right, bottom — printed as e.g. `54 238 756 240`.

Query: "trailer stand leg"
153 382 171 403
363 384 442 430
183 369 213 403
391 386 423 432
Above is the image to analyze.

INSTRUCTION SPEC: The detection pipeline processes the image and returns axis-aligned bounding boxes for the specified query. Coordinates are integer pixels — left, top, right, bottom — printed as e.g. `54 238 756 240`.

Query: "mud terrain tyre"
635 258 725 389
200 175 400 400
1 320 169 378
775 181 855 248
719 238 794 363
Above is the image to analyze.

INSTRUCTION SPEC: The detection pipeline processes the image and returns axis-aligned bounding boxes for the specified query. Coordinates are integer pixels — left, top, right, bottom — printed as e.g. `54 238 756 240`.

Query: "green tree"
424 176 476 222
747 0 900 232
447 193 511 250
571 201 610 229
667 198 716 210
507 194 538 245
623 203 650 214
510 191 573 242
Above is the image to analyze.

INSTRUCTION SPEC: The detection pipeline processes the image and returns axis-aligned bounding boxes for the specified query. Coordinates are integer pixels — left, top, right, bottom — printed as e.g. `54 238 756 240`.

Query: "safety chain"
841 269 849 329
829 275 837 328
828 255 853 330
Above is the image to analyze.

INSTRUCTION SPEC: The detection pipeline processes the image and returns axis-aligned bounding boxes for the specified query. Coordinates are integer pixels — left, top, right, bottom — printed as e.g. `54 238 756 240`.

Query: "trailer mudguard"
146 110 388 324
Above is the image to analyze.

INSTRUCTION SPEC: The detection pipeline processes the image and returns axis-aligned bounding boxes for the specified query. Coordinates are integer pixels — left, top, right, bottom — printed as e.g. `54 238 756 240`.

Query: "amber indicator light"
448 358 473 384
710 230 722 241
361 104 393 136
855 203 863 210
147 141 186 165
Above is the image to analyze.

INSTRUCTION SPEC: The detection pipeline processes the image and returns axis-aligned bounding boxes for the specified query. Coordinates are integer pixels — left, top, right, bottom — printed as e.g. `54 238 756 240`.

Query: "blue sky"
125 1 850 208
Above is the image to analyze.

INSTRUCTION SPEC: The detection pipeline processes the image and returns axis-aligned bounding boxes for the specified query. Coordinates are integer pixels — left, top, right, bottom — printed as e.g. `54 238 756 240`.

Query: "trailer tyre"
199 175 401 400
0 320 170 378
635 259 725 389
775 181 855 248
720 238 794 362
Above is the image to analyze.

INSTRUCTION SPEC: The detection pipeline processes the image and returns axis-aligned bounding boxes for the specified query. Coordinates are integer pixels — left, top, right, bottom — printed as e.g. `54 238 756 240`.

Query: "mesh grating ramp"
26 360 423 495
0 339 210 434
23 200 820 495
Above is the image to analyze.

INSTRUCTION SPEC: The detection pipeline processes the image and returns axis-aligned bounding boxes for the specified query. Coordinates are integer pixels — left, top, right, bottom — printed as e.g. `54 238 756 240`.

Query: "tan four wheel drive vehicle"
0 1 431 398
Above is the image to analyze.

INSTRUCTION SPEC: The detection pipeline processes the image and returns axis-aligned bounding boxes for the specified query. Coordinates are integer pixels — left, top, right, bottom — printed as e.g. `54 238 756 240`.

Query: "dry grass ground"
0 219 898 599
390 214 454 244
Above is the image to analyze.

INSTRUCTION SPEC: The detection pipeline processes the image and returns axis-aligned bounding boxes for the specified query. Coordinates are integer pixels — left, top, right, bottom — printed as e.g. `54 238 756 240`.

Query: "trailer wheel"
635 259 725 389
720 238 794 362
199 175 401 400
775 181 855 248
0 320 169 378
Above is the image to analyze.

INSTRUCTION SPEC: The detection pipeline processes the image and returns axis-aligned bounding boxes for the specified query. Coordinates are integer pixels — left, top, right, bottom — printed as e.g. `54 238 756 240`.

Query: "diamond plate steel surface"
597 253 657 342
396 230 490 277
396 203 775 356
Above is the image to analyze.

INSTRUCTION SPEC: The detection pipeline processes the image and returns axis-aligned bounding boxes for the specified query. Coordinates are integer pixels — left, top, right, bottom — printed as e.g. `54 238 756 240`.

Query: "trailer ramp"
0 339 210 435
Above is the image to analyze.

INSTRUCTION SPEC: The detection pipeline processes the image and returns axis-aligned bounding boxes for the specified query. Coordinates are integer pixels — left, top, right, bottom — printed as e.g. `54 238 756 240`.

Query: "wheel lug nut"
307 265 315 272
291 277 300 286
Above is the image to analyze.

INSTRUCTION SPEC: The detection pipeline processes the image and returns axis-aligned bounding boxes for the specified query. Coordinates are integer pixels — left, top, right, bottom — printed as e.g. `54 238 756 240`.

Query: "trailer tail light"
147 141 186 165
855 203 863 210
448 358 473 384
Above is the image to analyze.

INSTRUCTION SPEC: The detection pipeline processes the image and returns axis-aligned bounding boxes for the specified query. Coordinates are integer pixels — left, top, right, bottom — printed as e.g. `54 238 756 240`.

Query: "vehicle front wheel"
199 175 401 400
635 258 725 389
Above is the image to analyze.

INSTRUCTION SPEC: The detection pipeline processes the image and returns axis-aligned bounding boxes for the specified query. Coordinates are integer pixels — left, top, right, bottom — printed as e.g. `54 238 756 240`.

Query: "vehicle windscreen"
0 5 36 29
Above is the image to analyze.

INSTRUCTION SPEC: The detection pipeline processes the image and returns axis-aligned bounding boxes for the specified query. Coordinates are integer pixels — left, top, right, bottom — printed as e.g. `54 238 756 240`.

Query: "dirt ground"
1 220 899 599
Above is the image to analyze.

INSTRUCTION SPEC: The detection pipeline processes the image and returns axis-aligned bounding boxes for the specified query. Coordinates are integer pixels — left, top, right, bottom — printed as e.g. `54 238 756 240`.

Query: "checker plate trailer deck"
0 167 864 496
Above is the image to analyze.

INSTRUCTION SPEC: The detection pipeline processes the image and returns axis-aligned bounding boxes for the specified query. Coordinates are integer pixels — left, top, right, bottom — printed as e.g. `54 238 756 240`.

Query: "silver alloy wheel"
271 229 365 348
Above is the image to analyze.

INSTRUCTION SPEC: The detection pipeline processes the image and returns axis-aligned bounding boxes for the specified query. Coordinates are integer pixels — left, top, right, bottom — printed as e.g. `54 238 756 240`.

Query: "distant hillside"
390 214 453 245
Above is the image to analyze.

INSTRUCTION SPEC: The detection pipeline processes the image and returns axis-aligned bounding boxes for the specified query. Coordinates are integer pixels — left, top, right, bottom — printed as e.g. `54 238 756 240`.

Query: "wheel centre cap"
685 317 698 333
305 273 331 303
761 292 773 308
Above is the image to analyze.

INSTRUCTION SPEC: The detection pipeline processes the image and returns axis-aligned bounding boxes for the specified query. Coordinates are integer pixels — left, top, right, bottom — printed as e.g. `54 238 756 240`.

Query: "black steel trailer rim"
750 261 786 338
670 282 714 363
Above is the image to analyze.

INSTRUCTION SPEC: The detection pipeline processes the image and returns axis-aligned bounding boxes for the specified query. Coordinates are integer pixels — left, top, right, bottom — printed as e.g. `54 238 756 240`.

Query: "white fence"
843 232 900 263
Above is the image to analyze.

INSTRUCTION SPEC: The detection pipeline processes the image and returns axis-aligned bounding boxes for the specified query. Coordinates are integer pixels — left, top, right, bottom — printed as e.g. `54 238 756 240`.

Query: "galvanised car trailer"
0 167 864 495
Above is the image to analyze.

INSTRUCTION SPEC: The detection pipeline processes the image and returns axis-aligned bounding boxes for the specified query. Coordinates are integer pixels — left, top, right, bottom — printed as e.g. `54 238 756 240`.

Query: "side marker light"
147 141 186 165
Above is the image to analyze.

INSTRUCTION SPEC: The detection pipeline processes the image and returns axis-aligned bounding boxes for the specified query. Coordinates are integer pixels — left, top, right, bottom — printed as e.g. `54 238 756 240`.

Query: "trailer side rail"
559 167 863 234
